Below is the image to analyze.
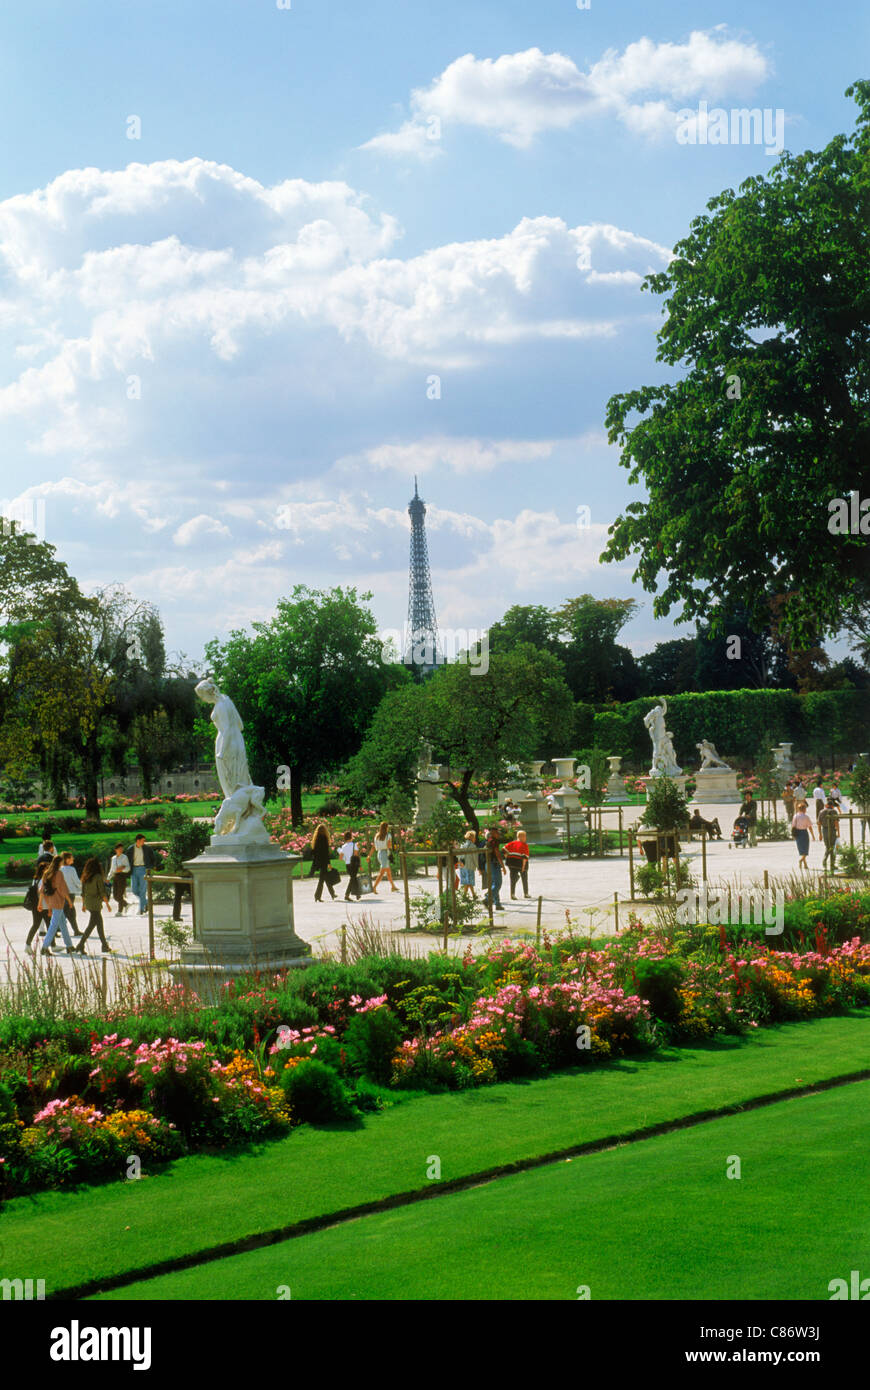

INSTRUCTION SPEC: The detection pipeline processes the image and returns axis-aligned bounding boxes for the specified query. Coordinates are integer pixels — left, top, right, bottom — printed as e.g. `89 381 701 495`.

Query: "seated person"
688 809 722 840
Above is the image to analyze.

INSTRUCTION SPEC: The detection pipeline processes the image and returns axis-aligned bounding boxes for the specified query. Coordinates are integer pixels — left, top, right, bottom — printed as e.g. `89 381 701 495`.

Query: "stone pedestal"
605 756 629 802
773 743 796 779
693 769 742 804
413 766 446 825
517 796 562 845
551 785 582 814
169 840 311 996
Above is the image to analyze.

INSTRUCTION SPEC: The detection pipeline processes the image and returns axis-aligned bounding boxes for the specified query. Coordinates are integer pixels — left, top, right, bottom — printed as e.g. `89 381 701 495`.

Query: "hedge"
584 688 870 770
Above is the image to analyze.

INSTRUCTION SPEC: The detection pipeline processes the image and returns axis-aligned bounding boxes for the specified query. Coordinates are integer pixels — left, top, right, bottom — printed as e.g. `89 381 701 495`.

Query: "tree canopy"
205 586 407 824
602 81 870 650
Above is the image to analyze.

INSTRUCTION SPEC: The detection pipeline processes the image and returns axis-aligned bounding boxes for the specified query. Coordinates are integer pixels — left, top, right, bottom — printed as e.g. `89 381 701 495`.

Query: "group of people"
307 819 532 912
24 834 157 957
309 821 404 902
457 826 531 911
686 778 846 870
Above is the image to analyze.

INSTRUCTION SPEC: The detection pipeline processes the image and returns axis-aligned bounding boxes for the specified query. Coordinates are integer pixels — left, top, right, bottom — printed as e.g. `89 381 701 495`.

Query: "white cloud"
360 32 772 155
338 434 557 476
172 513 232 546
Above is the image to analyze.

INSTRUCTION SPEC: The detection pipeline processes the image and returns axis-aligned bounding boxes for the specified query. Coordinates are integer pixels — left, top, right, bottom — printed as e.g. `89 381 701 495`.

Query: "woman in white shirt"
108 843 131 915
371 821 400 893
59 851 83 937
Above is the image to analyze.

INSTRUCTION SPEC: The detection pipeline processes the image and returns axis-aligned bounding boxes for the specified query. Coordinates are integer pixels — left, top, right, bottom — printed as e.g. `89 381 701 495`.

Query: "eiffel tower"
405 476 441 674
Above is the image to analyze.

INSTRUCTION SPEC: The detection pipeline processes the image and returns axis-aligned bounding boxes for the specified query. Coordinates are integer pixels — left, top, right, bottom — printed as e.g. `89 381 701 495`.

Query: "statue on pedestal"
195 678 270 843
644 699 682 777
696 739 731 772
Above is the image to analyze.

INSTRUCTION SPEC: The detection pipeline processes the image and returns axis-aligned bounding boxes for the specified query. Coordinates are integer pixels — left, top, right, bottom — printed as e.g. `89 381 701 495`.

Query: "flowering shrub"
2 890 869 1197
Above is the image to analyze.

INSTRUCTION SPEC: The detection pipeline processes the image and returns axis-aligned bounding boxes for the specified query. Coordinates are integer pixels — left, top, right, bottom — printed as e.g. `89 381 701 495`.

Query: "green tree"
603 81 870 649
343 645 575 831
206 586 407 825
488 605 560 657
553 595 639 703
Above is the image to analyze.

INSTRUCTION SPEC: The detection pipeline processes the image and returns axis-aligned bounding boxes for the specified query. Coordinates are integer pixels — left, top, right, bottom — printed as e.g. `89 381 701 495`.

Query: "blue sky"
0 0 866 665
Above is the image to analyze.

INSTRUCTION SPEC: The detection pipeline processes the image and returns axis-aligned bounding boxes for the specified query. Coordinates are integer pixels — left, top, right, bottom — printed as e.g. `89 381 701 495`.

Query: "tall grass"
0 934 174 1021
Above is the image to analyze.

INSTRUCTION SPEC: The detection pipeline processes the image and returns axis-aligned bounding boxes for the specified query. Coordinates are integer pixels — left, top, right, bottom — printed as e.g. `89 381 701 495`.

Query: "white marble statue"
696 739 731 772
195 678 270 842
644 699 682 777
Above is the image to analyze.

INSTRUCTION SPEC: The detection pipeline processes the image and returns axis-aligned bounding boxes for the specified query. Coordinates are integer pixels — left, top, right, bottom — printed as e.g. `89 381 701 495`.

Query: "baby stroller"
730 814 750 849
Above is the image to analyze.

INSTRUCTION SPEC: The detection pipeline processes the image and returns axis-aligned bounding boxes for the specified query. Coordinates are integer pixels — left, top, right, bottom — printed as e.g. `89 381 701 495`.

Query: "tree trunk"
290 765 303 827
452 770 479 833
82 728 101 821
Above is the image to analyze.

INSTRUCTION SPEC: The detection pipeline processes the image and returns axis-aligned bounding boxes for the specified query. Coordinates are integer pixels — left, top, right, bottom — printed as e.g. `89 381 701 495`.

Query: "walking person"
75 858 113 954
24 860 51 951
125 834 156 915
372 821 401 893
782 783 795 825
812 779 827 824
339 831 362 901
36 838 56 872
483 826 505 911
504 828 531 899
108 843 131 915
459 829 479 898
819 798 840 873
59 851 83 936
309 822 337 902
739 791 758 848
38 856 75 955
791 800 816 871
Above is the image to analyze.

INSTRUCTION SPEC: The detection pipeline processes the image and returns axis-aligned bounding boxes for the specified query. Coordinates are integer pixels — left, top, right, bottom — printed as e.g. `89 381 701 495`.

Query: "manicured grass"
102 1081 870 1300
3 1012 867 1294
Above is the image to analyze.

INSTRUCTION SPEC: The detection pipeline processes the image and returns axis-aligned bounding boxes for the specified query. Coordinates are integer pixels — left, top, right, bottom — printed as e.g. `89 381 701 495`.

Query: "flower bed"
2 903 869 1198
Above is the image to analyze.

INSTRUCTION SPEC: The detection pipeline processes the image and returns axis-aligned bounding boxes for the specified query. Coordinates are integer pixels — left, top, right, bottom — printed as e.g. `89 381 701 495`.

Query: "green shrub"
757 817 790 842
159 808 211 874
632 958 685 1023
278 1058 355 1123
342 1008 404 1084
641 776 689 832
425 798 470 849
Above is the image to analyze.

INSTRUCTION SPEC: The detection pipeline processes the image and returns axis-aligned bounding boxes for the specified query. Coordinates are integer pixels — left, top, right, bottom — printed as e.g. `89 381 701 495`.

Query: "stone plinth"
605 756 629 802
413 766 446 825
773 743 796 778
169 842 311 996
693 769 742 804
517 796 562 845
551 786 582 814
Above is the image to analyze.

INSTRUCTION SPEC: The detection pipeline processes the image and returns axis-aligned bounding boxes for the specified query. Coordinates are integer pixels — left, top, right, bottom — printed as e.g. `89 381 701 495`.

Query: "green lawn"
101 1081 870 1300
3 1012 867 1296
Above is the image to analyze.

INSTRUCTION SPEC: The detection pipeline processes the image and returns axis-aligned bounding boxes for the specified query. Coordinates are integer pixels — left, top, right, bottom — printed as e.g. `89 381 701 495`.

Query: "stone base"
516 797 563 845
692 769 742 804
605 777 630 802
178 846 312 994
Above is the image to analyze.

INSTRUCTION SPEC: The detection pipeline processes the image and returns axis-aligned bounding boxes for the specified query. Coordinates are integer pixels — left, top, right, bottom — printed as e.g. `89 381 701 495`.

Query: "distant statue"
644 699 682 777
195 678 269 842
696 739 731 772
416 738 439 782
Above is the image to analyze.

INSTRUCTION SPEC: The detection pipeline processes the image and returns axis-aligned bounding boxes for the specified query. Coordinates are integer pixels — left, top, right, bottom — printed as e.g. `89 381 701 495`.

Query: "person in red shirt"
504 828 531 900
